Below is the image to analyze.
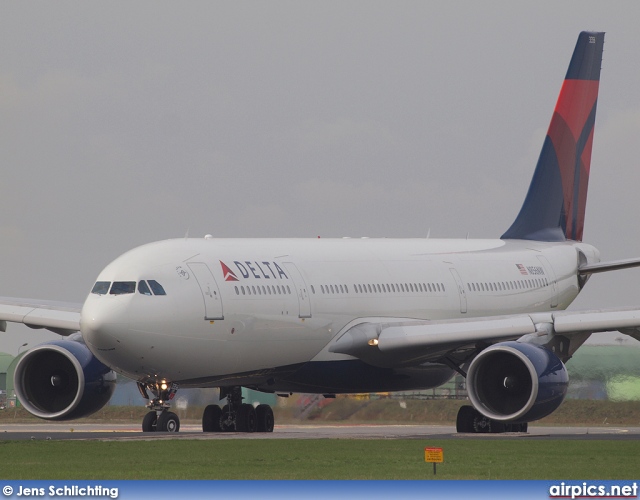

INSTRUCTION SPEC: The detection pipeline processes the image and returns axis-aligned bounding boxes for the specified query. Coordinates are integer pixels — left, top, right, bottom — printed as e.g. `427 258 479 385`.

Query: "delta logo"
220 261 239 281
220 260 289 281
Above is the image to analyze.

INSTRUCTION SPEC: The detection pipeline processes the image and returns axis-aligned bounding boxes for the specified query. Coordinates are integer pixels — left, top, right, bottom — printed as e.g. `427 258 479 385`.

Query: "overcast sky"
1 2 640 353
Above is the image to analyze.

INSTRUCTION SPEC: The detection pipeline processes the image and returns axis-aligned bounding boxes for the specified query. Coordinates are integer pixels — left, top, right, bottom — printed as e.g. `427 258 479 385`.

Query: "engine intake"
14 339 116 421
466 341 568 423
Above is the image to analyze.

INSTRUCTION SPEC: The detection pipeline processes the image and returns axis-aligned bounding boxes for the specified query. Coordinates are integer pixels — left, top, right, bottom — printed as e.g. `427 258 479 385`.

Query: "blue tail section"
501 32 604 242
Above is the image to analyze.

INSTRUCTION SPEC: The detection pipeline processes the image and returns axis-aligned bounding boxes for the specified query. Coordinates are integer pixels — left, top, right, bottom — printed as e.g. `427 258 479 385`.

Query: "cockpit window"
138 280 152 296
91 281 111 295
148 280 166 296
110 281 136 295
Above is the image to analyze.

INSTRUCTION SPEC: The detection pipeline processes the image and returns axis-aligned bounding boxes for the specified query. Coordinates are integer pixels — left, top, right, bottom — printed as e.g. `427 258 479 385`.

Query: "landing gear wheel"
202 405 223 432
490 420 506 433
157 411 180 432
455 405 475 433
236 403 257 432
472 413 492 433
256 404 274 432
220 404 234 432
142 411 157 432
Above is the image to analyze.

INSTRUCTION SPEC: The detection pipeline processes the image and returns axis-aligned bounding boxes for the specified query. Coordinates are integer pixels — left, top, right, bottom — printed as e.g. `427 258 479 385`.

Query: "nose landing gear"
139 380 181 433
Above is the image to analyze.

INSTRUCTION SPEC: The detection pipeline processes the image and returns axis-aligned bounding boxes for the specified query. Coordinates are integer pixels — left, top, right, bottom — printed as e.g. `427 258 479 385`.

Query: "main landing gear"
456 405 528 434
202 386 274 433
139 380 181 433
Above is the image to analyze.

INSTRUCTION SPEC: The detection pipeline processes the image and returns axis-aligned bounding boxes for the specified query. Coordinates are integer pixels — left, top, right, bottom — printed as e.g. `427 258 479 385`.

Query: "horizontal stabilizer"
579 257 640 275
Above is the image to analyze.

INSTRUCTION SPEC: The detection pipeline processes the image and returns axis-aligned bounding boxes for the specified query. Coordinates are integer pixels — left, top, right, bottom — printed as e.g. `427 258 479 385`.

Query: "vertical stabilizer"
502 32 604 242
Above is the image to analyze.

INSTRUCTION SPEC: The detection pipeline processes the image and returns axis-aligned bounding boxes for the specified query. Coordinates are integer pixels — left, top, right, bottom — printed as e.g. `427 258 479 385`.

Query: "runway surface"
2 423 640 441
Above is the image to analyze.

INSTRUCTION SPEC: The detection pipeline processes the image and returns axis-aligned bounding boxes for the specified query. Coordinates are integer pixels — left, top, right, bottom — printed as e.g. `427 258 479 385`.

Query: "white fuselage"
79 237 597 392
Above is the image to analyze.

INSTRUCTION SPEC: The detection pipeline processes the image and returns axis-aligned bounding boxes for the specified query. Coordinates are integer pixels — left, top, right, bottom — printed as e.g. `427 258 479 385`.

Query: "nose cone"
80 295 130 352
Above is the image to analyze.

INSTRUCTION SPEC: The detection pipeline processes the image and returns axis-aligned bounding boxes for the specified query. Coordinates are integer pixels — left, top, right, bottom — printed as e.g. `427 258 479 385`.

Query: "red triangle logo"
220 261 239 281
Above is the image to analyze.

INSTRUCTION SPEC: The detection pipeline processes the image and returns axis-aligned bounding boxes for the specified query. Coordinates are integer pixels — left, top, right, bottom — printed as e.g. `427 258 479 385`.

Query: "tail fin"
501 31 604 242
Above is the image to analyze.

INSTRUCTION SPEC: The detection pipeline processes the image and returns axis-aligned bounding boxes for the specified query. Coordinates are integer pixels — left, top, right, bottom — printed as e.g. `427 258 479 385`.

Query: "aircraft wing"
329 308 640 367
0 296 82 336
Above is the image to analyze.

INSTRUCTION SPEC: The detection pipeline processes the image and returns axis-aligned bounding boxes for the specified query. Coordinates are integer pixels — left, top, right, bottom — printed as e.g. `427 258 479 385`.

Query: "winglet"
502 32 604 242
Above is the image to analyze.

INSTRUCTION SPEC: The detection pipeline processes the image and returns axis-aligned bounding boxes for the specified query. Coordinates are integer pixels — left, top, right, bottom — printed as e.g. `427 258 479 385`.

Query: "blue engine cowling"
466 341 568 423
14 339 116 421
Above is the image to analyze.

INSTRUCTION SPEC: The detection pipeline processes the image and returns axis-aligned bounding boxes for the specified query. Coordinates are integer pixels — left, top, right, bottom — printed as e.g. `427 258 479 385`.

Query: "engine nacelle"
466 341 568 423
14 339 116 421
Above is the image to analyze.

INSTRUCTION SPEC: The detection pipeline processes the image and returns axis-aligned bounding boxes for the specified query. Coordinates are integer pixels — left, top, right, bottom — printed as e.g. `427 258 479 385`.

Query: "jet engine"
466 341 568 423
14 338 116 421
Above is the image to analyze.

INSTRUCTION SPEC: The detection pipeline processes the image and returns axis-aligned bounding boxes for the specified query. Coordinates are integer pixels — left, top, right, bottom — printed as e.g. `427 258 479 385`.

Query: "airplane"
2 31 640 434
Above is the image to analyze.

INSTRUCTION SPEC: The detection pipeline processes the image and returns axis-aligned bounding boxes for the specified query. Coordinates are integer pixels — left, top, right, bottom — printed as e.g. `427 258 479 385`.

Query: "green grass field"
1 439 638 480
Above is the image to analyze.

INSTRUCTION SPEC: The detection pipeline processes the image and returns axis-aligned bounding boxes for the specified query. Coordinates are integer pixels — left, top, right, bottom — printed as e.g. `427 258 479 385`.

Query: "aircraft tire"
471 412 493 433
142 411 157 432
236 403 257 433
256 404 274 432
157 411 180 432
455 405 475 433
490 420 506 433
202 405 223 432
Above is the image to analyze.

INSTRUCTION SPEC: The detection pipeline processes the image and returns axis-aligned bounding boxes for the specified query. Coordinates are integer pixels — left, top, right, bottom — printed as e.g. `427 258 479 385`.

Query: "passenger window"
110 281 136 295
148 280 167 296
91 281 111 295
138 280 152 296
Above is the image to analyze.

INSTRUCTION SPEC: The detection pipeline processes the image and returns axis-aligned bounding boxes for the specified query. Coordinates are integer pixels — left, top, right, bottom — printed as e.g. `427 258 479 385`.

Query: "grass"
0 439 639 480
